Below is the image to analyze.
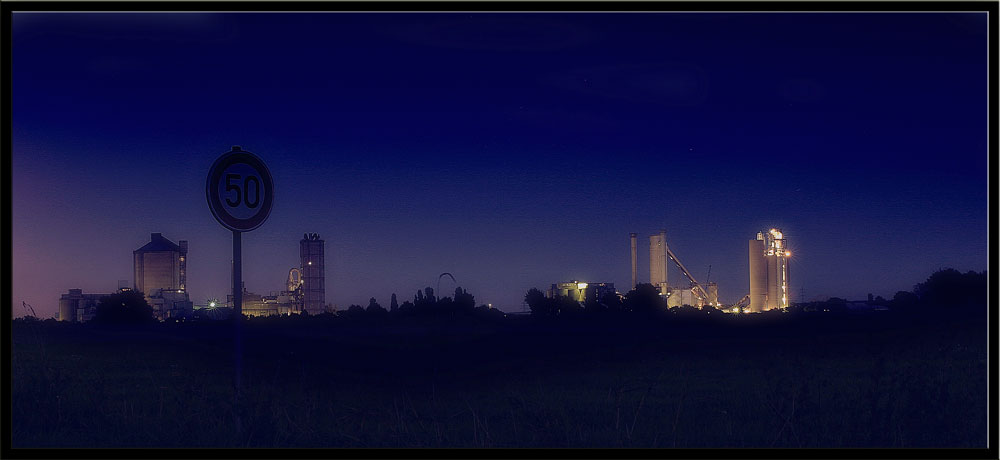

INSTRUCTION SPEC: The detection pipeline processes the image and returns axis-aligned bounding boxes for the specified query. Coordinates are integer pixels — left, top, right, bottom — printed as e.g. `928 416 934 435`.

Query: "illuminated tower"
748 228 790 312
630 232 638 289
649 229 668 294
133 233 187 298
300 233 325 314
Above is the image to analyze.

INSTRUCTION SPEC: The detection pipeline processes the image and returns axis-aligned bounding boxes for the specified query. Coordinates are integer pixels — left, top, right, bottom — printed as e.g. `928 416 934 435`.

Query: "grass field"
10 312 988 448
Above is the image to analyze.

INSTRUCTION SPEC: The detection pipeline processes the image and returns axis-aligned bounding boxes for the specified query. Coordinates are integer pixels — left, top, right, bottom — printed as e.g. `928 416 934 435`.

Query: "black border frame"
2 2 996 460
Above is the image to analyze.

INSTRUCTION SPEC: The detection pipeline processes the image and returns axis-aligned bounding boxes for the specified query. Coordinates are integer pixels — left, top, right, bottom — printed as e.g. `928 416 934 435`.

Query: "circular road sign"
206 146 274 232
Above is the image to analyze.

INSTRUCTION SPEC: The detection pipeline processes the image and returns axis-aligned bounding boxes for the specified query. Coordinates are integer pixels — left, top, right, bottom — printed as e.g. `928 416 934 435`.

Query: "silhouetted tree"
92 291 156 324
891 291 919 311
584 297 607 314
601 292 625 313
367 297 386 315
558 295 584 317
390 293 398 312
668 304 702 316
525 288 557 317
913 269 987 313
454 287 476 312
702 304 723 315
474 304 506 320
624 283 664 315
342 304 366 319
415 287 437 311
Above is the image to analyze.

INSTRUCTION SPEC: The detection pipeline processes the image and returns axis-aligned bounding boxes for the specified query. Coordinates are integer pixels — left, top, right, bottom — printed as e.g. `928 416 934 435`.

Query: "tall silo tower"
300 233 325 314
649 229 668 294
748 228 790 311
133 233 187 299
748 232 767 312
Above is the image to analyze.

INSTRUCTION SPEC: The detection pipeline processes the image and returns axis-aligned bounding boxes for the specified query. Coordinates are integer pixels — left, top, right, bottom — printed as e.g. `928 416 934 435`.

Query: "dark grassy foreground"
10 311 988 448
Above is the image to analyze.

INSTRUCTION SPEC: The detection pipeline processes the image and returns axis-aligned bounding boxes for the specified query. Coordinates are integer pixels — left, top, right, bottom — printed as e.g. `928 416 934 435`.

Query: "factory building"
547 281 616 303
666 283 718 308
57 289 106 322
649 230 668 294
228 290 303 317
133 233 192 320
227 267 304 317
225 240 313 318
300 233 326 315
748 228 790 312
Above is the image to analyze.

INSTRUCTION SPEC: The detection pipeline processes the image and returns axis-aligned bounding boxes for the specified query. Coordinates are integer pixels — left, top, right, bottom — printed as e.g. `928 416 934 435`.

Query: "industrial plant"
225 233 327 317
60 233 194 322
640 227 789 312
58 232 328 322
57 225 791 322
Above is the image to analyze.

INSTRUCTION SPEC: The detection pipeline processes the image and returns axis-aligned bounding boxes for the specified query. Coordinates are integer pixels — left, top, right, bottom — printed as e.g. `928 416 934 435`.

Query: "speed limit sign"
206 146 273 232
207 145 273 398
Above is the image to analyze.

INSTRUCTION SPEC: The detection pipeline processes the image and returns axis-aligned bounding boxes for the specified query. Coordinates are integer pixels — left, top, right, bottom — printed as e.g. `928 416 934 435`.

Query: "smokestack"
630 233 638 289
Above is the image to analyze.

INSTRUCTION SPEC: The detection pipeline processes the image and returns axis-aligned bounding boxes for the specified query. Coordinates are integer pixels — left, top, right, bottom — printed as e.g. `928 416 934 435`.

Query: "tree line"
15 268 987 325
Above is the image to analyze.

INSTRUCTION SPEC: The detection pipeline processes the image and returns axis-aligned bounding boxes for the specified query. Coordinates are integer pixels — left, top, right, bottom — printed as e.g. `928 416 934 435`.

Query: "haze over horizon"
11 12 988 318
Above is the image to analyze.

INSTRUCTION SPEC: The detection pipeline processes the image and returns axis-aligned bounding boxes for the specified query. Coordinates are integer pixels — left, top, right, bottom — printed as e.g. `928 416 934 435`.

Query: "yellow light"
577 282 588 289
785 251 791 256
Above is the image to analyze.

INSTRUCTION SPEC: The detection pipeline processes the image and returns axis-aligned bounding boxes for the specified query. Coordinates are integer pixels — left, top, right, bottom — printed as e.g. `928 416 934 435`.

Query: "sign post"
207 146 273 439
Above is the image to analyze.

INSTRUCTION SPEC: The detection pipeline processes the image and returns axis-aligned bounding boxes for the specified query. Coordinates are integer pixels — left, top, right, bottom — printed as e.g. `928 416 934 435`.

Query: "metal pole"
233 230 242 442
233 230 242 390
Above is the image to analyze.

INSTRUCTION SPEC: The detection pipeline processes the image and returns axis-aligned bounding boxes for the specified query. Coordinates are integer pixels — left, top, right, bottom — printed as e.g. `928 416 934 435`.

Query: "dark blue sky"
11 12 989 317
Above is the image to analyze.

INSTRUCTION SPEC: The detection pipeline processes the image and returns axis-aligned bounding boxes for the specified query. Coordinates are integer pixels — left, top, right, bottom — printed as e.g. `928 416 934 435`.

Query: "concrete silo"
649 229 668 294
748 234 767 312
748 228 790 312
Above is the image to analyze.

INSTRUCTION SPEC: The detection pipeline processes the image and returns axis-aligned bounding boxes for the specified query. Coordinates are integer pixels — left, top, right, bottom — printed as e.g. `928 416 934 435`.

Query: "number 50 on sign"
206 146 274 232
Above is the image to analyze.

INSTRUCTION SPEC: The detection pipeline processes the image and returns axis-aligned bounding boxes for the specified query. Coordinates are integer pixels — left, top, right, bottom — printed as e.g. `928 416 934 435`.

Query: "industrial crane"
663 245 713 305
660 240 749 312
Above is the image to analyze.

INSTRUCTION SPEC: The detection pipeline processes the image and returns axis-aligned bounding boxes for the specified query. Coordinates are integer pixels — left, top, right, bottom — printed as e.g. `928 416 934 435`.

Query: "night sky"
11 12 989 317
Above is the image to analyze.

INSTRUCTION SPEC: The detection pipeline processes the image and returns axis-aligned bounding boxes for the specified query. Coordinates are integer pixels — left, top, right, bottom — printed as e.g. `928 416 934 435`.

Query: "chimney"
630 233 638 289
